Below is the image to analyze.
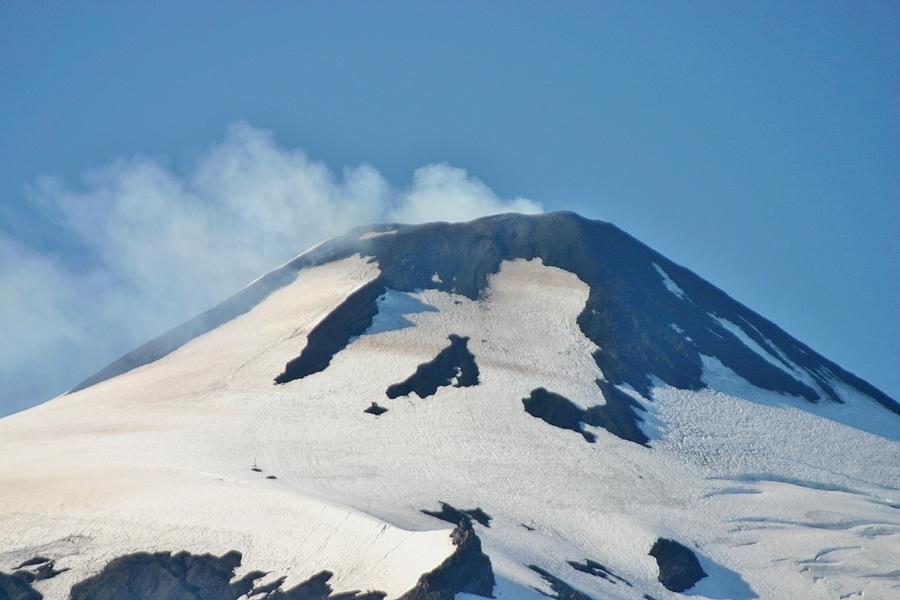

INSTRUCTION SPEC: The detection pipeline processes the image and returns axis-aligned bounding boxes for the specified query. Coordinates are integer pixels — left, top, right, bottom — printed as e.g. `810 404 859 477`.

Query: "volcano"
1 212 897 600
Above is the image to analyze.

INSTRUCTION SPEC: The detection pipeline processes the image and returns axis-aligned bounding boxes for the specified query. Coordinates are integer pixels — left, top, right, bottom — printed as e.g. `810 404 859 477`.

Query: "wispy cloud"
0 122 541 415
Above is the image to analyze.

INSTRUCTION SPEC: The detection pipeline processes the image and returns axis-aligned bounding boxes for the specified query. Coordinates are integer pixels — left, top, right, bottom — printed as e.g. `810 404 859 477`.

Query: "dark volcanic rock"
399 521 494 600
0 557 68 600
68 550 387 600
0 571 42 600
528 566 594 600
7 557 66 584
523 388 598 443
263 570 385 599
386 334 479 399
648 538 707 592
421 502 492 527
584 380 649 446
567 559 631 586
27 564 64 583
461 508 492 528
275 278 386 384
524 384 649 446
68 550 258 600
53 523 494 600
12 559 48 571
364 402 388 416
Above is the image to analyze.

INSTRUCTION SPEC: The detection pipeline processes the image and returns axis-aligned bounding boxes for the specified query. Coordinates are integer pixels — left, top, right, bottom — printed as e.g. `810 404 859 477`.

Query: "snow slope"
0 256 457 598
1 212 897 600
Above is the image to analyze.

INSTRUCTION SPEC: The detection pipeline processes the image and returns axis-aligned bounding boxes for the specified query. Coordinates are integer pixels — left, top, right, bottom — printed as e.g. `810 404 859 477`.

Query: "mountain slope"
1 212 897 600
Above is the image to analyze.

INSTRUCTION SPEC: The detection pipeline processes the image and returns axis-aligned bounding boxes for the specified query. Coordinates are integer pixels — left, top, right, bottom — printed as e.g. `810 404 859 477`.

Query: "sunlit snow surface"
1 255 897 599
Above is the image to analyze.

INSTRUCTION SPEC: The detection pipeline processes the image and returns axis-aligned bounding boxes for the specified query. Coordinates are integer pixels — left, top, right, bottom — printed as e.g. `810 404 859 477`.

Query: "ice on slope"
655 356 899 598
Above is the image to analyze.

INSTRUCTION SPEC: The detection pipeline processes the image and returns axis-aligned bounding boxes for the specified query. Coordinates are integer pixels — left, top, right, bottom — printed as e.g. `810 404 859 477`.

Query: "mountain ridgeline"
74 211 897 416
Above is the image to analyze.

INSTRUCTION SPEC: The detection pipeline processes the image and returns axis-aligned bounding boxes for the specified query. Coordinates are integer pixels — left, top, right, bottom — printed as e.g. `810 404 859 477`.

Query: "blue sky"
1 2 897 413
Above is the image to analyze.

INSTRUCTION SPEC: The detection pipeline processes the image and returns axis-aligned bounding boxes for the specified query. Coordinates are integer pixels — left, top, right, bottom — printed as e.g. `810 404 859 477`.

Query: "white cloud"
0 122 542 415
394 163 541 223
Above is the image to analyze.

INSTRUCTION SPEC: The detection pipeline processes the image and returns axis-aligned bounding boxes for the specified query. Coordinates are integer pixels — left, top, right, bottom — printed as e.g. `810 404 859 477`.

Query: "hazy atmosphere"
1 2 897 416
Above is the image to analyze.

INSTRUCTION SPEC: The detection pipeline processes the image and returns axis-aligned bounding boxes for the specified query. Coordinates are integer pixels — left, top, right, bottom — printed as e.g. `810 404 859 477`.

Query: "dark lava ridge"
386 334 479 399
524 388 599 443
1 557 67 600
275 278 386 384
529 565 594 600
568 559 631 586
523 385 649 446
399 520 494 600
69 550 385 600
0 571 41 600
364 402 388 416
13 522 493 600
421 502 492 527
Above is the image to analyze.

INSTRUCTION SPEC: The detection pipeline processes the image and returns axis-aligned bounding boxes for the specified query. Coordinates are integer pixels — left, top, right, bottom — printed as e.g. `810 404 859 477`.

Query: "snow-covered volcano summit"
1 212 898 600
